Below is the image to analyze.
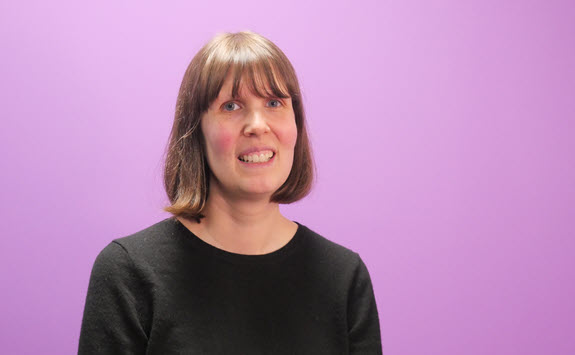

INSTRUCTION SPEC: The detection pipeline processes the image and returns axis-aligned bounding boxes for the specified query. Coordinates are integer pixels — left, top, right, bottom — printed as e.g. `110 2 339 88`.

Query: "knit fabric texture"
79 218 382 354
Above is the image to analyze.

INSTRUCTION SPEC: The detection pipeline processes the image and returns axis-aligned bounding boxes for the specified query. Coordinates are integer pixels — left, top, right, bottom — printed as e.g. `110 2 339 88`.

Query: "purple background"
1 0 574 354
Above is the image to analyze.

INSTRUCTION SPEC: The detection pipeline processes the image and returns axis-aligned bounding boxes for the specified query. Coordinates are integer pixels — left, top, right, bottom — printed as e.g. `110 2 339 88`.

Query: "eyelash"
266 99 282 108
221 99 283 112
222 102 240 111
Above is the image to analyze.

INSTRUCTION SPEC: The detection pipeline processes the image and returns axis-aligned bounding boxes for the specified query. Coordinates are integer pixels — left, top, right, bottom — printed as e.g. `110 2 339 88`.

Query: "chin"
242 187 279 197
239 181 283 197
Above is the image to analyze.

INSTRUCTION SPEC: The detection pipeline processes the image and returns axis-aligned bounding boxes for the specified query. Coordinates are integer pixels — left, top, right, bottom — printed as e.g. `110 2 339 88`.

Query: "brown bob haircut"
163 31 314 221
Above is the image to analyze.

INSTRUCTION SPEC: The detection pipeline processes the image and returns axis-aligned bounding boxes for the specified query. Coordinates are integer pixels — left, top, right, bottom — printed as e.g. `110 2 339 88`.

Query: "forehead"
216 76 271 100
217 66 291 100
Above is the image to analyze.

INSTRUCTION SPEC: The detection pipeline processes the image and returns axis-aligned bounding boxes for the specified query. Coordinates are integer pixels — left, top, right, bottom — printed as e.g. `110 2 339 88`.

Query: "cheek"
204 123 235 156
275 117 297 149
279 121 298 150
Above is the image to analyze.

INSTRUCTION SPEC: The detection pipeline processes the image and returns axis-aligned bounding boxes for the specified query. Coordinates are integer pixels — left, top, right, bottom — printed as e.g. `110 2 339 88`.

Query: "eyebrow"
216 90 290 103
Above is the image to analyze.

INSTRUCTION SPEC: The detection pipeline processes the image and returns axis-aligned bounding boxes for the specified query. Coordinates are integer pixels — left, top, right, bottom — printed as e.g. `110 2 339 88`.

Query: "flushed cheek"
277 122 298 150
205 124 236 158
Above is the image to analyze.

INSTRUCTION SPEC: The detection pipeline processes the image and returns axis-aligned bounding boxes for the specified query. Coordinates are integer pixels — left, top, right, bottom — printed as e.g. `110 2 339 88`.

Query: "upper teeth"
239 151 274 163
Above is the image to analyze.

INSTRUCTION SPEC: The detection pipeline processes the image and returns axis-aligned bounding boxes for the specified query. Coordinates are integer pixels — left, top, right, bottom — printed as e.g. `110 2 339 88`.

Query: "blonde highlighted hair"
163 31 314 221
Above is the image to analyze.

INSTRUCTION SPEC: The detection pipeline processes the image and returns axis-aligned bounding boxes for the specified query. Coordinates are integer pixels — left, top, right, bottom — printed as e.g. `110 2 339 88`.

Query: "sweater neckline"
170 218 305 265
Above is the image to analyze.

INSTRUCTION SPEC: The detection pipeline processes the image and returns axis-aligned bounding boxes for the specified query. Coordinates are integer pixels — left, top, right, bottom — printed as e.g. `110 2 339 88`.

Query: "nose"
242 109 270 136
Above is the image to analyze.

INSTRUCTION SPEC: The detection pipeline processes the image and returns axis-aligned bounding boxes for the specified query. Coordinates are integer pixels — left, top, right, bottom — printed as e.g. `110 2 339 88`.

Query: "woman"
79 31 382 354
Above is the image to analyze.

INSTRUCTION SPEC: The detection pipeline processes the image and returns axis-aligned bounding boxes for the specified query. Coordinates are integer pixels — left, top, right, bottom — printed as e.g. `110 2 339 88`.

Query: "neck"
205 189 284 231
178 182 297 255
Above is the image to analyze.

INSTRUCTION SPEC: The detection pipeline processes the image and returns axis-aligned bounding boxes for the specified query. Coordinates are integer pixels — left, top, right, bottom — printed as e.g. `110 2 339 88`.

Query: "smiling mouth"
238 151 275 163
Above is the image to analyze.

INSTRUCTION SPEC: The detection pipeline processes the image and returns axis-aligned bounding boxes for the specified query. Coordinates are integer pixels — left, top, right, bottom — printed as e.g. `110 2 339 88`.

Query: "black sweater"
79 218 382 354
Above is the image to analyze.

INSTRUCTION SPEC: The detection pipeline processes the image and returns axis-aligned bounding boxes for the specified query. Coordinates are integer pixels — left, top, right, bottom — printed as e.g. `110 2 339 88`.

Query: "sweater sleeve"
347 253 383 354
78 241 149 354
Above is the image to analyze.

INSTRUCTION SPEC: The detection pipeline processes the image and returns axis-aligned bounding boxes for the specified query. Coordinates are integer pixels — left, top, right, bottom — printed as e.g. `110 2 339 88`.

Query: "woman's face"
201 73 298 202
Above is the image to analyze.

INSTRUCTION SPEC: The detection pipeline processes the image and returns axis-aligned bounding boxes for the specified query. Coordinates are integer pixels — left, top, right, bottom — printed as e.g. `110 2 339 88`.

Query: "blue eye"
267 99 282 108
222 102 240 111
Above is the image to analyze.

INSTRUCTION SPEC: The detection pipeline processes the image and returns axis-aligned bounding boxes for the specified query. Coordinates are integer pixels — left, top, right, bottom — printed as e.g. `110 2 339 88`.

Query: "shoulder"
296 222 364 274
112 217 180 249
106 217 187 259
91 218 186 275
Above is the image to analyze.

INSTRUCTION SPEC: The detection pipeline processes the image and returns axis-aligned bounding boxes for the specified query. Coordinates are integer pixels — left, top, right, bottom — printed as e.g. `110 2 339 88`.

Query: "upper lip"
237 146 276 156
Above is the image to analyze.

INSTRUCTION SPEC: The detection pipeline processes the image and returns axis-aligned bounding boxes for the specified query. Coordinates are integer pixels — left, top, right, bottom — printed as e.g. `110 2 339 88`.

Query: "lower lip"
238 153 276 168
